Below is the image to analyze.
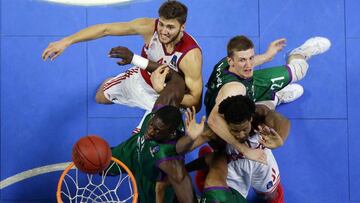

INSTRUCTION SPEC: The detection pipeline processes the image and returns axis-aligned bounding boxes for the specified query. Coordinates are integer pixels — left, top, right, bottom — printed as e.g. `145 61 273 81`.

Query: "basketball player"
41 1 203 133
106 58 203 202
179 95 290 202
204 35 330 162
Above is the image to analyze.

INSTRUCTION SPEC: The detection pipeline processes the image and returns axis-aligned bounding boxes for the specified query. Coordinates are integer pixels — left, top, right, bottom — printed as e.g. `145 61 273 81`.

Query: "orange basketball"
72 135 112 174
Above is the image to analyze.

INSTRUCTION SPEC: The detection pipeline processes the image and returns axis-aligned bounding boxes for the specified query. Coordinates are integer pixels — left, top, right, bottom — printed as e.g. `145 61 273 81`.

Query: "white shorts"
103 67 159 111
226 139 280 197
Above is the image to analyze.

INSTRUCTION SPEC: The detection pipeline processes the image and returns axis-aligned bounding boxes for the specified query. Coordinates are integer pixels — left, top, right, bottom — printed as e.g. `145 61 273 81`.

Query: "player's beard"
161 28 182 45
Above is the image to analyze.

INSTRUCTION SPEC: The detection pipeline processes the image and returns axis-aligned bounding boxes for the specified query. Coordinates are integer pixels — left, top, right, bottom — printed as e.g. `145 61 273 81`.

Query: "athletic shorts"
253 65 292 101
200 186 247 203
103 67 159 111
226 148 280 197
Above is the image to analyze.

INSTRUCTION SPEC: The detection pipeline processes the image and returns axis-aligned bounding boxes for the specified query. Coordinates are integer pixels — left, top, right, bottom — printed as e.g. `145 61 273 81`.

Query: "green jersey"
200 187 247 203
110 113 184 203
204 57 292 116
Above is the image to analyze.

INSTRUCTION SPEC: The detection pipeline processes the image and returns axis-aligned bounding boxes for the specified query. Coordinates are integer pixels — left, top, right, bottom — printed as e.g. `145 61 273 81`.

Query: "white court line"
0 162 74 189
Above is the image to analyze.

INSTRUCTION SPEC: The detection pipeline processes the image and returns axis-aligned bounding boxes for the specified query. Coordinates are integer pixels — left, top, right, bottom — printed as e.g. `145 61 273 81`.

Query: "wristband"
131 54 149 70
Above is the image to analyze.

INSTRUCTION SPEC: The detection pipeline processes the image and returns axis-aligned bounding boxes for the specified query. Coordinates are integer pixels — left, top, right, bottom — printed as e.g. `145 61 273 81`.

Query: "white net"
58 160 137 203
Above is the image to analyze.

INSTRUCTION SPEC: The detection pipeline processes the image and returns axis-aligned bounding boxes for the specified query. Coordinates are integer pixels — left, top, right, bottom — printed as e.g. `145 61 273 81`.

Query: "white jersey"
140 19 201 86
103 19 200 131
226 134 264 158
226 134 281 198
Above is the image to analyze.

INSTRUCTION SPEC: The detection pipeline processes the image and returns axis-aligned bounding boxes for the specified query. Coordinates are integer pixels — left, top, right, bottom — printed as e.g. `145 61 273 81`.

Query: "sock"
287 58 309 82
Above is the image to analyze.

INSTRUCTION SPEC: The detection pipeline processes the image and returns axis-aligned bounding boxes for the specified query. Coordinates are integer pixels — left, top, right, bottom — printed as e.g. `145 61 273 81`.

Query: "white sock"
287 58 309 82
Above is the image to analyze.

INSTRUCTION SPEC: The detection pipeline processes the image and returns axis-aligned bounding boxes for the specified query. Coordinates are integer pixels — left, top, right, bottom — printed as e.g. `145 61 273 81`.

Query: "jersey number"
270 76 285 90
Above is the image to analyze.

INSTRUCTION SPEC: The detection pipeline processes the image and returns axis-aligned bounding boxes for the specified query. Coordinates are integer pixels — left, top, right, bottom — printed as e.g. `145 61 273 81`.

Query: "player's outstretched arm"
253 38 286 66
158 160 195 203
42 18 155 61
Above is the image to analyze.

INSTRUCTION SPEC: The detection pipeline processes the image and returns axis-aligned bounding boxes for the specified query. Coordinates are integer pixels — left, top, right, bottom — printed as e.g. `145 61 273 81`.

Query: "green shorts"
200 187 247 203
253 65 292 101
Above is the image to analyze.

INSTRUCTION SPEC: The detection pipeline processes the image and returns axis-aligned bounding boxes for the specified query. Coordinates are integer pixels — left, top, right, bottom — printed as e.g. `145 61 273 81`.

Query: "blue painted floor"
1 0 359 202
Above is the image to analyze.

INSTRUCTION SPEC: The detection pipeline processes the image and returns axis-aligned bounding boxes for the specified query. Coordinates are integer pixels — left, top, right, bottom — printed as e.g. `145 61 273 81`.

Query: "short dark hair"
218 95 255 124
155 105 182 131
158 1 188 24
227 35 254 57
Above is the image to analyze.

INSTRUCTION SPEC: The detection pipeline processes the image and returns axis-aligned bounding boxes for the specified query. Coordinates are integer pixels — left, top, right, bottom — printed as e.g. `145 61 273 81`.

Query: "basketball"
72 135 112 174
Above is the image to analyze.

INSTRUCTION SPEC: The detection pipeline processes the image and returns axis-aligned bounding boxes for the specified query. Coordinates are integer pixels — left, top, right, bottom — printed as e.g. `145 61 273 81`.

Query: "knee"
95 91 105 104
95 78 113 104
95 89 113 104
288 58 309 82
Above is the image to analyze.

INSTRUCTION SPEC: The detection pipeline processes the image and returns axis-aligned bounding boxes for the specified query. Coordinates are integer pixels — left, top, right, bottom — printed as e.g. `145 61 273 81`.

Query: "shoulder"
178 32 202 66
178 47 202 75
214 57 229 69
221 82 246 95
154 141 181 159
216 82 246 103
181 32 201 50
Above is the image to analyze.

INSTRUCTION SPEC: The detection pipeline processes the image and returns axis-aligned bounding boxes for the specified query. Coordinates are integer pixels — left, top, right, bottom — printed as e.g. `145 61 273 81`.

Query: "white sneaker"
276 83 304 105
289 37 331 60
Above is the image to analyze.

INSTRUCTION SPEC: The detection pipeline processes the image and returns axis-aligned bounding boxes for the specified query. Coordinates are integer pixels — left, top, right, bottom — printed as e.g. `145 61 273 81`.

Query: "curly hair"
218 95 255 124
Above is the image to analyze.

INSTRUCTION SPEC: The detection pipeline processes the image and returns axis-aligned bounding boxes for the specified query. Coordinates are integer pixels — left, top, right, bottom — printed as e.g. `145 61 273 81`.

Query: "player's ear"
227 56 234 67
180 23 185 32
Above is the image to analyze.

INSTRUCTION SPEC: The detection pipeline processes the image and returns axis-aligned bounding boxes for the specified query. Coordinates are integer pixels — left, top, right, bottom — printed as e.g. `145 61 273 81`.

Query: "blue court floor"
1 0 359 202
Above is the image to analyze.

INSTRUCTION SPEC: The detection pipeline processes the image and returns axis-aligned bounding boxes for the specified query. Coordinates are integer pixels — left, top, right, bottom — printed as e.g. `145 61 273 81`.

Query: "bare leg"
204 152 228 188
95 78 114 104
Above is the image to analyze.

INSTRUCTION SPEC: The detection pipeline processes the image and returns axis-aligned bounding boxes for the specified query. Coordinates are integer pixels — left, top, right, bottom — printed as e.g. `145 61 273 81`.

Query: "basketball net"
57 157 138 203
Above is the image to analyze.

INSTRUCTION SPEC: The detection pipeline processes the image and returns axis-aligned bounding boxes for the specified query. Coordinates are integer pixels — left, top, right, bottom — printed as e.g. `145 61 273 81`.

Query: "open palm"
185 106 206 140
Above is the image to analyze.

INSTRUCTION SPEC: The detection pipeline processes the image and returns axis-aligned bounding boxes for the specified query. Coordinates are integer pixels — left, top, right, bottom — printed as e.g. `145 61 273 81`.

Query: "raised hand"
256 124 284 149
108 46 134 65
150 64 169 93
185 106 206 141
42 39 70 61
266 38 286 57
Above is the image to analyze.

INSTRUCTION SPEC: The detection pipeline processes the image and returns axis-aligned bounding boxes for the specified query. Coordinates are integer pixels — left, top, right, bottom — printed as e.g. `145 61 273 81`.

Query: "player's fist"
108 46 134 66
266 38 286 57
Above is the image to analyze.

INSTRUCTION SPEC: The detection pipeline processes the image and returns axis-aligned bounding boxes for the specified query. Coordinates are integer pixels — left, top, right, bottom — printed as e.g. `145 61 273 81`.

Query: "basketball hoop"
57 157 138 203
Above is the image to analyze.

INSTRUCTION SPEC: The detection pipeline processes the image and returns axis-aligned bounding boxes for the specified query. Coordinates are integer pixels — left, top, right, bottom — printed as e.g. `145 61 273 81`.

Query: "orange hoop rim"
56 157 138 203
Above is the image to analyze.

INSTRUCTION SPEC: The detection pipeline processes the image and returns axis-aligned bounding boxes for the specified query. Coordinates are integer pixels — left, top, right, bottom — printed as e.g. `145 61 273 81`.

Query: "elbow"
207 112 219 130
100 24 111 36
207 116 216 129
279 119 291 144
